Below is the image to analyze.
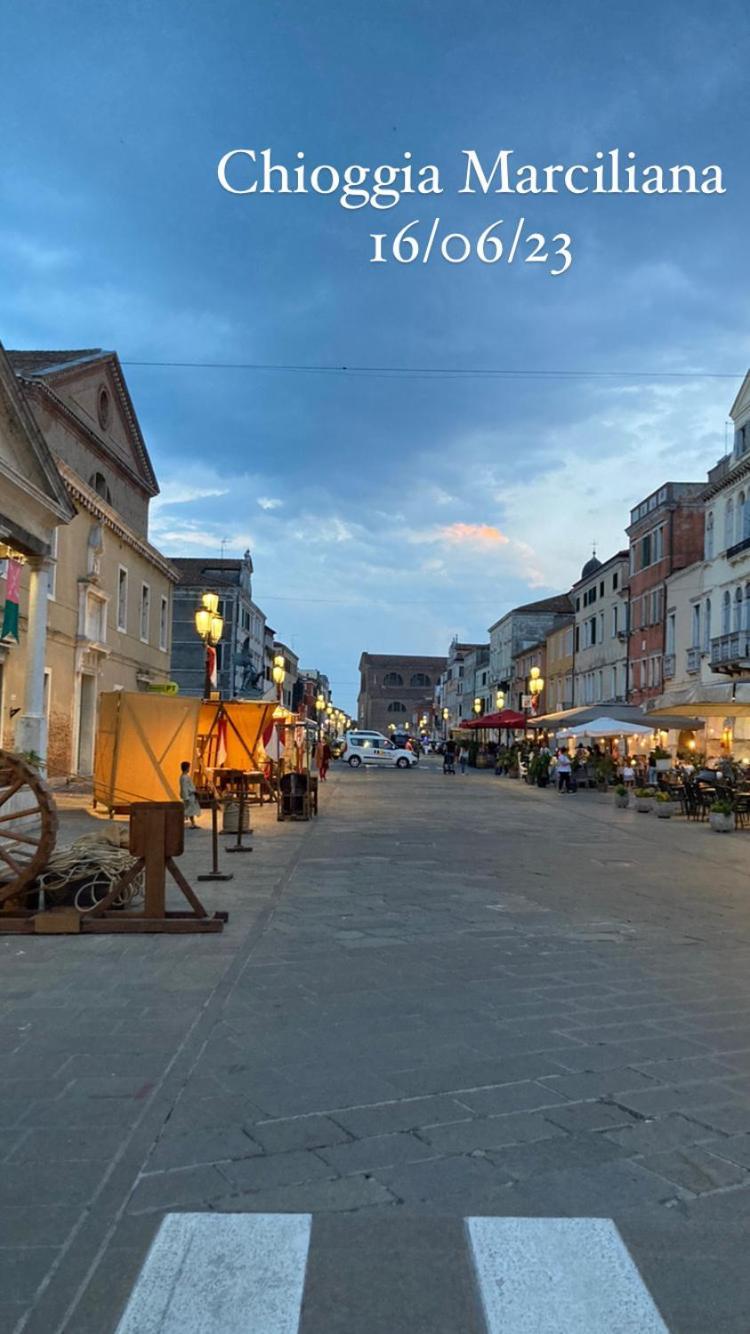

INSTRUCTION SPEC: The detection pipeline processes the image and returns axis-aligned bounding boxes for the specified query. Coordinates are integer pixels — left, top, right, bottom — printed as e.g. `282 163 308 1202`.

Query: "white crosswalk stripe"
467 1216 669 1333
117 1212 668 1332
114 1212 312 1334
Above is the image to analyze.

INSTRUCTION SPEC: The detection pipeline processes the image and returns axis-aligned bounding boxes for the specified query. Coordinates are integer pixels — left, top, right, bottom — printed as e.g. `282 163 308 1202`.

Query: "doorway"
77 673 96 775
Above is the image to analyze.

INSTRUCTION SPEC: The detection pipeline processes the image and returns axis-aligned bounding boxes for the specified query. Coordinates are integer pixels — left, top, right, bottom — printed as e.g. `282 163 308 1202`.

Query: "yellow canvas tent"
94 692 202 809
196 700 278 779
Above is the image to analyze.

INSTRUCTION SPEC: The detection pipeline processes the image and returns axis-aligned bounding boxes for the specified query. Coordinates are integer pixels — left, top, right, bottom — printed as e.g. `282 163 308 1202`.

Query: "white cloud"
257 496 282 510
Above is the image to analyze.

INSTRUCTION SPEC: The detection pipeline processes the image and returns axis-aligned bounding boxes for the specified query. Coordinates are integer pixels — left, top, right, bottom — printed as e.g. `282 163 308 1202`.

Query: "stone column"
15 557 50 762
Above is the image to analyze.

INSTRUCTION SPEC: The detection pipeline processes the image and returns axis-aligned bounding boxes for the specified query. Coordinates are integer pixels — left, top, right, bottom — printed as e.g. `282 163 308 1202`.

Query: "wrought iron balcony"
662 653 675 680
727 536 750 561
686 647 701 674
710 632 750 673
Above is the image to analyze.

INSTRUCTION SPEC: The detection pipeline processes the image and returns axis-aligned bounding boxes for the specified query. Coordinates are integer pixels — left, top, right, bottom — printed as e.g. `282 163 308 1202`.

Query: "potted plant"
709 799 735 833
595 756 616 792
536 752 551 788
655 791 675 819
614 783 630 809
634 787 654 813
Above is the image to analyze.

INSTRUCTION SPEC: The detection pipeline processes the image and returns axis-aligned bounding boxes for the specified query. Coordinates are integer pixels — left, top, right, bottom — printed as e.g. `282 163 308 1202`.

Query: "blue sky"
2 0 749 712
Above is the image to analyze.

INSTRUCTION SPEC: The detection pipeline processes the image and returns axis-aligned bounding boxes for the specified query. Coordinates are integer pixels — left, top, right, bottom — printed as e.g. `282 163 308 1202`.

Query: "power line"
120 359 744 381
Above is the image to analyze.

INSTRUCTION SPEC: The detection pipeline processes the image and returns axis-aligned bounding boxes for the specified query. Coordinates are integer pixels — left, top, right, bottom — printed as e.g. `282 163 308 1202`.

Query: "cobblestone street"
5 761 750 1331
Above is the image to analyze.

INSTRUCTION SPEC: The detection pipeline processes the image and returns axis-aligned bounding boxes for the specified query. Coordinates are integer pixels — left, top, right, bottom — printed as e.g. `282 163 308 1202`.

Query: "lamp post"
527 665 544 734
315 693 326 738
495 689 506 712
473 696 482 719
442 706 449 738
272 653 286 704
195 592 224 700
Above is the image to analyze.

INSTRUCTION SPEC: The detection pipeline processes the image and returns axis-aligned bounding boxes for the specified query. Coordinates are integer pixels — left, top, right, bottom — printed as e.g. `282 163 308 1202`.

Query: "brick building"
626 482 704 707
358 652 446 734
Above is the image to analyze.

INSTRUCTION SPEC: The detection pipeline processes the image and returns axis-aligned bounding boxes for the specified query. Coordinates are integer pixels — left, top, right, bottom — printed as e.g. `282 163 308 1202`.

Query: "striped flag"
1 559 22 641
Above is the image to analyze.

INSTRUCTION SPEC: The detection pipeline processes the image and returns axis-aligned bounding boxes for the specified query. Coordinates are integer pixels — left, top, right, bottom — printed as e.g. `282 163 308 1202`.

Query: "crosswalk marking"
114 1212 312 1334
467 1217 669 1333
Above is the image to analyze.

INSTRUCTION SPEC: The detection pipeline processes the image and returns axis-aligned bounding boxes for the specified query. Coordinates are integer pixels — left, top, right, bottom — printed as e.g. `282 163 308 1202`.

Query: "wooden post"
197 801 234 881
226 774 252 854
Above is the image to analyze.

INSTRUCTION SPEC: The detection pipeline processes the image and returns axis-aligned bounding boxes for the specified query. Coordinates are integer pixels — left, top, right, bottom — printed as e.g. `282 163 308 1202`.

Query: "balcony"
686 647 702 674
662 653 675 680
710 632 750 674
727 536 750 561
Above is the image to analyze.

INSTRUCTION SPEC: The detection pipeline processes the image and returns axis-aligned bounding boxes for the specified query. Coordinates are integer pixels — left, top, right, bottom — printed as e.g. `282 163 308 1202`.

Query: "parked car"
345 735 418 769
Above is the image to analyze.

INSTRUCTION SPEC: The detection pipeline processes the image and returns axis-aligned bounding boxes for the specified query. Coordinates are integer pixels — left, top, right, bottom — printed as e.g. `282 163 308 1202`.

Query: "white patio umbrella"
562 716 654 739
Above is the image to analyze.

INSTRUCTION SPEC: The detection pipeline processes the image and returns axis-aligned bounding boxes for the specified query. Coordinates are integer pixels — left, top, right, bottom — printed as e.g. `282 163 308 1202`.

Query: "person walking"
315 737 331 781
443 739 456 774
459 743 469 774
179 760 200 827
556 747 572 793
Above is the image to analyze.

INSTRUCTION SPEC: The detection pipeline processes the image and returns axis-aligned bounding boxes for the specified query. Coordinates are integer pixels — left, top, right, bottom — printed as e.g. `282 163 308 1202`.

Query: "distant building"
626 483 704 706
436 640 484 729
462 644 491 719
297 668 330 720
272 639 298 711
572 550 629 706
358 652 446 734
170 553 266 699
511 640 547 717
545 621 575 714
489 594 574 692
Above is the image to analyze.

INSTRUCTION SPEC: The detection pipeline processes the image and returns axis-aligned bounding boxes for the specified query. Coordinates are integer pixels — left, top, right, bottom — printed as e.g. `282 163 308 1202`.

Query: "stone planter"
655 802 675 819
634 797 653 813
709 811 735 833
614 793 630 809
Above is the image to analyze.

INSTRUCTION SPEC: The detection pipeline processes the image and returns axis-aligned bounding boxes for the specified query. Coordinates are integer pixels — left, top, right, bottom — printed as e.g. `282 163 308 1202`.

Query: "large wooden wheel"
0 751 57 907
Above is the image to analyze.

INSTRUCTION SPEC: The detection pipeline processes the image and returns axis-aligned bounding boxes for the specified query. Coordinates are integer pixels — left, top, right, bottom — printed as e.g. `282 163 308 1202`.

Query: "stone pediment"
730 370 750 427
0 342 74 522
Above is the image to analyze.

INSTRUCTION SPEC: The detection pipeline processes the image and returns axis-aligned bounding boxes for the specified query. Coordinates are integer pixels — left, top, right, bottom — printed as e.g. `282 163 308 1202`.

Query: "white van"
345 734 418 769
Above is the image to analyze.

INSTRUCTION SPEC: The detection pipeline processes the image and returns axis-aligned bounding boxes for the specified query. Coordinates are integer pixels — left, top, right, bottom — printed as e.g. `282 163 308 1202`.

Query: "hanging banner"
206 643 218 688
1 559 22 641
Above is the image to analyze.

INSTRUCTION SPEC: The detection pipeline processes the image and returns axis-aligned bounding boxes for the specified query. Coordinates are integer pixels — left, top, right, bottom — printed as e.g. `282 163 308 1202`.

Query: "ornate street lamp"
473 697 482 718
195 592 223 700
442 706 449 737
495 689 506 711
527 665 544 731
272 653 286 703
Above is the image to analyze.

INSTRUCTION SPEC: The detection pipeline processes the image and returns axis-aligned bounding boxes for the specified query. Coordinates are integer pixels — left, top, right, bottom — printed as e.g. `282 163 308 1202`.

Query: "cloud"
257 496 282 510
438 522 510 548
153 481 229 507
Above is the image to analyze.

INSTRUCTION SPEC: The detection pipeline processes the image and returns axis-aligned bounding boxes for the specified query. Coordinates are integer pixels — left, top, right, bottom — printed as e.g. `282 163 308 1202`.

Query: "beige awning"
647 682 750 719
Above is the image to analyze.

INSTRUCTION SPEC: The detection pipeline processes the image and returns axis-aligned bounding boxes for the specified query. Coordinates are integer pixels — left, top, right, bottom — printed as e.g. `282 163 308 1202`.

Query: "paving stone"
486 1131 627 1180
145 1126 263 1171
126 1164 230 1214
213 1173 397 1213
640 1145 749 1194
375 1153 512 1212
217 1148 335 1192
629 1056 737 1083
544 1100 640 1133
0 1246 61 1303
385 1053 572 1098
0 1162 106 1208
707 1135 750 1168
6 1127 126 1162
247 1113 354 1155
318 1131 437 1174
0 1207 81 1247
616 1083 745 1118
605 1114 724 1155
497 1158 689 1216
454 1080 569 1117
538 1068 657 1101
331 1095 470 1139
687 1104 750 1136
418 1112 564 1154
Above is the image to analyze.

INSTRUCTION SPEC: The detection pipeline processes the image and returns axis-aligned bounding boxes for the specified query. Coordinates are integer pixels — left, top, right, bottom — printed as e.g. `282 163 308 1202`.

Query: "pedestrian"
179 760 200 828
556 748 572 793
315 737 331 781
443 740 456 774
459 744 470 774
622 760 636 788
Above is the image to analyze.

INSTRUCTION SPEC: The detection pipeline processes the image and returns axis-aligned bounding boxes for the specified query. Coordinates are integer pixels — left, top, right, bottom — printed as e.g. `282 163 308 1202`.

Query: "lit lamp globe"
473 697 482 717
495 690 506 710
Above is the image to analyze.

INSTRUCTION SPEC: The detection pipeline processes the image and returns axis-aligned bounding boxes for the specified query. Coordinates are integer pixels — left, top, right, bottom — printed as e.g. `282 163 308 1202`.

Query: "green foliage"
634 787 654 798
614 784 628 796
655 791 672 803
710 800 734 816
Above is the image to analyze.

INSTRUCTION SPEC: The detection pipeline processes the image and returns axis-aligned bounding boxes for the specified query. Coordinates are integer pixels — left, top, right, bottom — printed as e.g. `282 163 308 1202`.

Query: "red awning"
472 709 526 729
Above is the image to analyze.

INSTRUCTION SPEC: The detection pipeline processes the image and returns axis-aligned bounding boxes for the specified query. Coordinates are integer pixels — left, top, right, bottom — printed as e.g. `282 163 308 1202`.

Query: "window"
743 493 750 543
47 528 58 600
383 671 403 687
84 590 105 643
611 605 618 637
117 566 128 631
387 701 406 713
640 532 651 569
705 511 714 560
725 499 734 551
599 581 604 597
735 587 743 632
575 596 580 611
612 571 619 591
410 672 431 688
666 613 676 656
745 586 750 634
639 598 647 629
140 583 150 642
722 590 731 635
89 471 112 504
704 598 711 651
691 604 701 648
159 595 169 652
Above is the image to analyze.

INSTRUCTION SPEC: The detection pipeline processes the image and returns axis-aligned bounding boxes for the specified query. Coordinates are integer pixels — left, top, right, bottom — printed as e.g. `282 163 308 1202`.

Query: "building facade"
6 348 175 776
272 639 298 711
511 640 547 717
489 595 574 691
545 621 575 713
463 644 491 719
626 482 704 707
572 550 629 706
358 653 446 734
438 640 484 728
170 553 266 700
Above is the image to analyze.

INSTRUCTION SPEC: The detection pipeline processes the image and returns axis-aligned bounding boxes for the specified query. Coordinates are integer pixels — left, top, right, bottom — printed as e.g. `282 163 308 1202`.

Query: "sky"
2 0 750 714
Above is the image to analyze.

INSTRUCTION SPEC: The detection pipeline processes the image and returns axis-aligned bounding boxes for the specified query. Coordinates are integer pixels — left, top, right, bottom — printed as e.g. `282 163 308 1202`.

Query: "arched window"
739 492 747 544
704 598 711 651
383 672 403 687
410 672 431 688
692 604 701 648
725 499 734 551
743 494 750 543
705 511 714 560
722 590 731 634
387 701 406 713
89 471 111 504
736 587 744 632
